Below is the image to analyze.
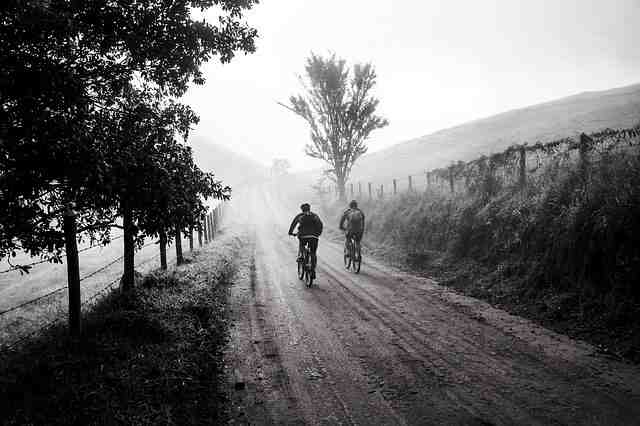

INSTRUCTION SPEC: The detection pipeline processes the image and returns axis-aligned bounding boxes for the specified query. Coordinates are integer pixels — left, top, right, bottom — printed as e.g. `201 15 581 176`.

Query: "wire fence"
0 204 226 353
322 126 640 201
0 235 125 275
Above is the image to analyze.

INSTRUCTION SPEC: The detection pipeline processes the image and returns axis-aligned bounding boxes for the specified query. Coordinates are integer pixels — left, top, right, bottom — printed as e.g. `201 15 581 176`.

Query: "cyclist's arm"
288 214 301 235
338 210 348 230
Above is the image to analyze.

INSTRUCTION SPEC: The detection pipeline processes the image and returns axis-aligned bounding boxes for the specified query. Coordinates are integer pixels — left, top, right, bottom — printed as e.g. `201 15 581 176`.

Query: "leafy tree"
0 0 257 267
283 53 388 200
95 84 230 289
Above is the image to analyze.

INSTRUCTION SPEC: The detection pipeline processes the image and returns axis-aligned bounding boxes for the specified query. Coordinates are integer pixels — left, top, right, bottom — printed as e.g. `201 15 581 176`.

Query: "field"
0 233 195 347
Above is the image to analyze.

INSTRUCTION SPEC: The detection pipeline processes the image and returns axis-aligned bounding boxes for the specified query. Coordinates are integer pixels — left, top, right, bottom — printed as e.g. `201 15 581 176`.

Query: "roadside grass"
319 150 640 363
0 236 240 425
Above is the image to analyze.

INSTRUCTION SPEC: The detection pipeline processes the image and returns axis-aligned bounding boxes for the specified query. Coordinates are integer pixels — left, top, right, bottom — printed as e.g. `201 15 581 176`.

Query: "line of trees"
1 1 258 334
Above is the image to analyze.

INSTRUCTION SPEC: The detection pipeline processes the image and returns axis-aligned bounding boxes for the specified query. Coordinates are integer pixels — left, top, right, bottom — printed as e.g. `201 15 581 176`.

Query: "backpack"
348 209 364 232
299 212 322 236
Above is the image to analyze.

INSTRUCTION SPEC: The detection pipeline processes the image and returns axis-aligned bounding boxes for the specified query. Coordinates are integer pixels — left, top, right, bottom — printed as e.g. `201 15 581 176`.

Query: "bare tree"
281 53 388 200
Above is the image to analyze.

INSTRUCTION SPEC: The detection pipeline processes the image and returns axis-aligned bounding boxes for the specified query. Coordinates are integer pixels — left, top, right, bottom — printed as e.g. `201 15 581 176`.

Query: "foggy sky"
184 0 640 171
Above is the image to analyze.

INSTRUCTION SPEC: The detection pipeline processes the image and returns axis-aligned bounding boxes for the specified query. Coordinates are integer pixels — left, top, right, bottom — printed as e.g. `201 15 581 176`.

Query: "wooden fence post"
209 213 214 241
408 175 413 192
426 172 430 189
449 165 455 194
579 133 591 175
368 182 372 200
203 216 209 244
519 145 527 189
358 182 362 196
393 179 397 195
63 206 81 338
380 183 384 199
350 183 354 198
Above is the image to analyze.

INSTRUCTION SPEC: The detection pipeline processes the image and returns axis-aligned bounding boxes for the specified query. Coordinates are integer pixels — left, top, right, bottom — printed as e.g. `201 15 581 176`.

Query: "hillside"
351 82 640 182
189 136 268 189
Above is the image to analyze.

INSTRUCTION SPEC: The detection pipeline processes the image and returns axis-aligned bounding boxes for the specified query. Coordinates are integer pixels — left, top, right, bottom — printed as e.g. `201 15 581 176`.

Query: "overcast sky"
184 0 640 171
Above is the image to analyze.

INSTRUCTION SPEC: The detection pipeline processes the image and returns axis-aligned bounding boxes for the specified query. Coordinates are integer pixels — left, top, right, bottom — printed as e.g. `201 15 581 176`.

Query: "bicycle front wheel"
304 267 313 287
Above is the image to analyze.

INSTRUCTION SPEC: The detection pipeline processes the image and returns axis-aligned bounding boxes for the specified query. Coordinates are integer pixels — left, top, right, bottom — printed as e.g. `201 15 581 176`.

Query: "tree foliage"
284 53 388 199
0 0 257 268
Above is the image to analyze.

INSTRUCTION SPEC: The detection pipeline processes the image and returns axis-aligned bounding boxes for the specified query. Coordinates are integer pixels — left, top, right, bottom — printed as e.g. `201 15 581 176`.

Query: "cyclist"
288 203 323 278
339 200 365 260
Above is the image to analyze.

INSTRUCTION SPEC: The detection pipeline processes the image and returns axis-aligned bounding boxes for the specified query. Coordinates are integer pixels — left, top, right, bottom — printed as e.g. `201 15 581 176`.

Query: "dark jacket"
339 208 365 232
289 212 323 237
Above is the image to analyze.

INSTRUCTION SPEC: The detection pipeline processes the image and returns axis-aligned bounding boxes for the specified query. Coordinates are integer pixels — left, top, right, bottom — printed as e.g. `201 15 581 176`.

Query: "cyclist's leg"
297 237 304 261
354 231 363 260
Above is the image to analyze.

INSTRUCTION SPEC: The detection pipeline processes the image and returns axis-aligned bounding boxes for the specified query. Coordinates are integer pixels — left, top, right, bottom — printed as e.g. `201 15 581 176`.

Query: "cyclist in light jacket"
339 200 365 260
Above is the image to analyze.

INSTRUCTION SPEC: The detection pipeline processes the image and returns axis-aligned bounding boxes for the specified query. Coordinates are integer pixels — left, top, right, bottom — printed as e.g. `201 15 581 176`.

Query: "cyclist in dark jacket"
288 203 323 276
339 200 365 259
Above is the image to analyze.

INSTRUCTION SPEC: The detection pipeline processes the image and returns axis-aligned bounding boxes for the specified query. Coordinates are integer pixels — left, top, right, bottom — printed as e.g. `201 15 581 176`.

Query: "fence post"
393 179 397 195
368 182 372 200
188 226 194 252
519 145 527 189
579 133 591 175
209 213 214 241
203 216 209 244
380 183 384 199
358 182 362 196
63 206 81 338
449 165 455 194
350 183 354 198
198 224 203 248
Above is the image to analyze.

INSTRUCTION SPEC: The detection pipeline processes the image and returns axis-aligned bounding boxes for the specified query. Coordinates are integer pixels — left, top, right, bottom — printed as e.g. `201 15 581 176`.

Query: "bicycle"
292 233 316 287
343 233 361 273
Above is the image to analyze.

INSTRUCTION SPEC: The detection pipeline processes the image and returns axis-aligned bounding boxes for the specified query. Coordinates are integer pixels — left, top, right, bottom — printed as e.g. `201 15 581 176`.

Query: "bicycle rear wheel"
353 241 361 274
297 256 304 280
304 268 313 286
344 242 352 269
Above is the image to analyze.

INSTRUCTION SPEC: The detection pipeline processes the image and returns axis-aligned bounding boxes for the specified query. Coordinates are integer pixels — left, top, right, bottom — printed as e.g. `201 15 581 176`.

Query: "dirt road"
224 188 640 425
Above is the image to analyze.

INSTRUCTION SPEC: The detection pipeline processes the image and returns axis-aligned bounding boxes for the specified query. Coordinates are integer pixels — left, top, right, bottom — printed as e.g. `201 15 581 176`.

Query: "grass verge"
0 236 241 425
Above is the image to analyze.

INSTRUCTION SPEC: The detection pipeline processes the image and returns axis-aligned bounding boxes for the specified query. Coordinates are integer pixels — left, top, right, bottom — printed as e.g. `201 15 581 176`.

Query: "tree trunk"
175 223 184 265
159 229 167 270
122 200 135 292
189 226 194 252
63 207 81 338
336 173 347 201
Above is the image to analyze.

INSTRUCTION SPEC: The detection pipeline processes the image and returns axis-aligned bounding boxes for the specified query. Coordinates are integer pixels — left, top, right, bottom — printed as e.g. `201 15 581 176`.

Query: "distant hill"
188 136 267 189
350 82 640 182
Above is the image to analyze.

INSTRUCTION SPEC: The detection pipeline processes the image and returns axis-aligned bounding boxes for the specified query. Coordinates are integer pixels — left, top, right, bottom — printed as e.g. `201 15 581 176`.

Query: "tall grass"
343 149 640 306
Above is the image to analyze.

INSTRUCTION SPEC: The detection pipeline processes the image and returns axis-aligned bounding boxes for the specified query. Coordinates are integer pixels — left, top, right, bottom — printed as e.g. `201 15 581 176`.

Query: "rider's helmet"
300 203 311 212
349 200 358 209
